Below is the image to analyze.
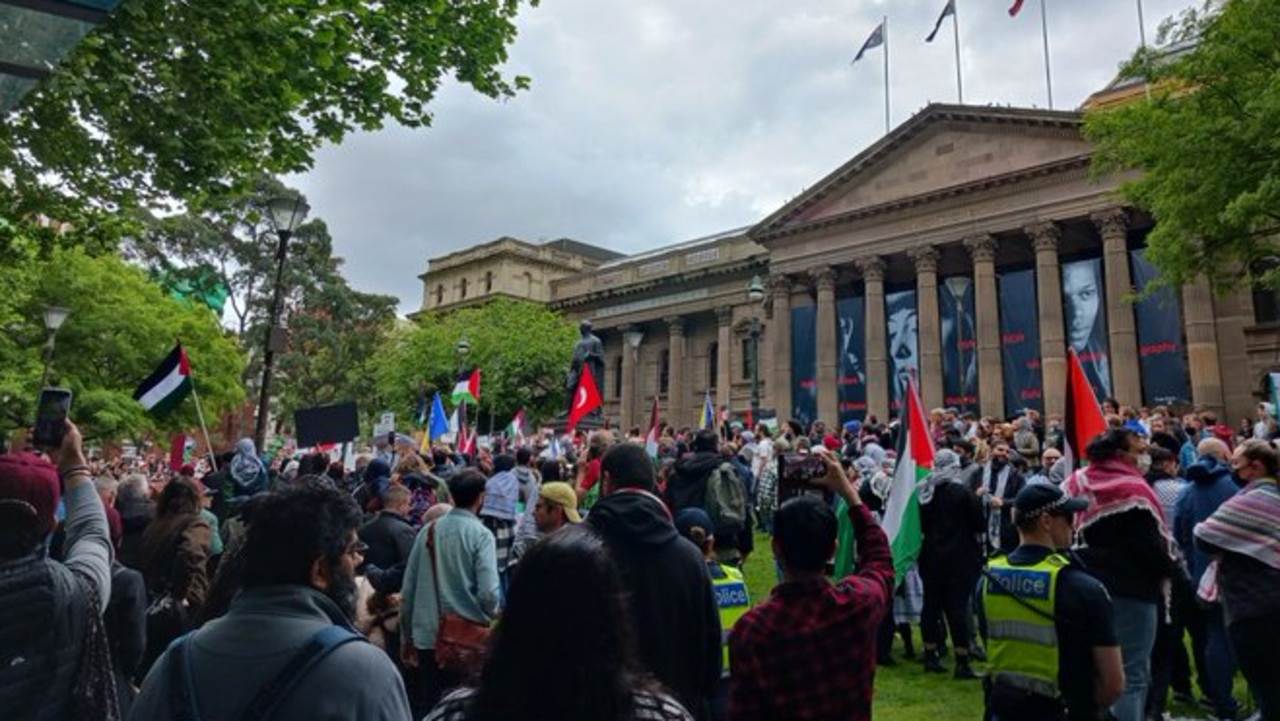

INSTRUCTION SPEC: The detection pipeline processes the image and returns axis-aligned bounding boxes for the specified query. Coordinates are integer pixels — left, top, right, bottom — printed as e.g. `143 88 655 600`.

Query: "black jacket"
665 452 722 513
116 495 155 571
587 489 721 721
918 473 985 577
359 511 417 574
105 561 147 710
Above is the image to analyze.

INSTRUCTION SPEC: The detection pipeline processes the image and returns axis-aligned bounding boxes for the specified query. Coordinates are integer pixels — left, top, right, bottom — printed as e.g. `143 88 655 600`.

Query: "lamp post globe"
40 306 70 387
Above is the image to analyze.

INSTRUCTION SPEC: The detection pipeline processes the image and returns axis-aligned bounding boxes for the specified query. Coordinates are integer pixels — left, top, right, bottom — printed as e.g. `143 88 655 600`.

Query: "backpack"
167 625 362 721
705 462 747 538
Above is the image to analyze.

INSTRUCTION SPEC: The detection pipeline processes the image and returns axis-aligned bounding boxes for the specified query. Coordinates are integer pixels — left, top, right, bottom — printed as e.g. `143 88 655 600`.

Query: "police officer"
982 484 1125 721
675 507 749 721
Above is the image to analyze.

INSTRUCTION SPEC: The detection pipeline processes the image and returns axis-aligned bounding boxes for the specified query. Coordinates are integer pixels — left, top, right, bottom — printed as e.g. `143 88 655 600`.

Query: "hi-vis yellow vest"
711 564 750 677
982 553 1068 699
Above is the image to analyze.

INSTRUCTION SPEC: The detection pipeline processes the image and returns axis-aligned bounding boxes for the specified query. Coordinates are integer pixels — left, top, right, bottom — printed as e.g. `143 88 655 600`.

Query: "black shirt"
988 545 1117 721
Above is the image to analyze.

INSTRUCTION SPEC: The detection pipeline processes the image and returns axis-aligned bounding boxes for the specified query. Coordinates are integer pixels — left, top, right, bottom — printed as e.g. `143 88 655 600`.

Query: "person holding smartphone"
0 419 116 719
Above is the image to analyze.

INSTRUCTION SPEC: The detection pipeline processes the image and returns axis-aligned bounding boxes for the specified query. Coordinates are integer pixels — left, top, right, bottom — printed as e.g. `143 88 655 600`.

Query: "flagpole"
1039 0 1053 109
882 15 891 134
189 383 218 472
952 1 964 104
1136 0 1147 47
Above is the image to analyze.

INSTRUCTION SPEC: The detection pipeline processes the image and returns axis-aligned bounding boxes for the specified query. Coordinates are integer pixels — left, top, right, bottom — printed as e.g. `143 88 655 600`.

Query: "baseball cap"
822 435 842 451
0 453 62 535
1013 483 1088 520
538 481 581 523
674 507 714 541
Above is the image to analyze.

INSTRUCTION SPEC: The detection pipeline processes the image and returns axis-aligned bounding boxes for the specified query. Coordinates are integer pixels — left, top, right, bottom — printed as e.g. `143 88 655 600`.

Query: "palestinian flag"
881 375 932 580
452 367 481 405
506 409 527 448
133 344 192 415
1063 348 1107 474
644 396 661 458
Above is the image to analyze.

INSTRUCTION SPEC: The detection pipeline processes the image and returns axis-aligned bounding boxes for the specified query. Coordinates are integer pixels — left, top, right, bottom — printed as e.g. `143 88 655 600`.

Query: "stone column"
964 234 1005 417
618 325 641 431
812 267 840 424
857 256 889 421
665 316 686 426
1182 277 1224 414
715 306 734 415
1028 222 1067 418
1094 209 1141 406
909 247 943 410
770 275 793 421
1212 285 1256 424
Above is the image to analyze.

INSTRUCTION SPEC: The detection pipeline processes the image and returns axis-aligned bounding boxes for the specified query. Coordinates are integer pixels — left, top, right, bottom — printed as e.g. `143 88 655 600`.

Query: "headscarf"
917 449 963 505
230 438 267 492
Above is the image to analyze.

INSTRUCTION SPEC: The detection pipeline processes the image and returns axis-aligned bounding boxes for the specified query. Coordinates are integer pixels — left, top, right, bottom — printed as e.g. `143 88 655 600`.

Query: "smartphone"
33 388 73 448
777 453 829 503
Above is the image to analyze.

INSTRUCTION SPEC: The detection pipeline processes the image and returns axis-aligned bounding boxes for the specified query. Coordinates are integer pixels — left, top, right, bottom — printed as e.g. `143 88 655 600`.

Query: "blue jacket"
1175 455 1240 581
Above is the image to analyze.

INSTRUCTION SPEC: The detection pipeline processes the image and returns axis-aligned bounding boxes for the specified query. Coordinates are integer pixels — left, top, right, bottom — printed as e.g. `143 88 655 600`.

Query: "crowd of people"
1 397 1279 721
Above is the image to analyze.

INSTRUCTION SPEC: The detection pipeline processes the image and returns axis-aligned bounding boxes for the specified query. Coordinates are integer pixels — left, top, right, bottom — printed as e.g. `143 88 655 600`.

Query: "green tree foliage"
377 299 579 431
1085 0 1280 291
0 248 244 442
0 0 537 228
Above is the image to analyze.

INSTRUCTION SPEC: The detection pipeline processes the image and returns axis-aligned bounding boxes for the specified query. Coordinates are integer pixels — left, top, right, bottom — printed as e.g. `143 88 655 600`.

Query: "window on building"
659 350 670 394
708 341 719 389
435 284 444 305
485 271 493 293
741 338 757 381
460 277 468 299
1252 259 1280 324
614 356 623 399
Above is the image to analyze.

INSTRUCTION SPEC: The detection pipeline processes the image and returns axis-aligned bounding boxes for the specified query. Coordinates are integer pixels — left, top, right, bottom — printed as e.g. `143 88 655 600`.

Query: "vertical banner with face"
837 296 867 423
998 269 1043 415
939 277 978 413
1130 248 1191 406
791 305 817 427
885 289 919 415
1061 257 1112 403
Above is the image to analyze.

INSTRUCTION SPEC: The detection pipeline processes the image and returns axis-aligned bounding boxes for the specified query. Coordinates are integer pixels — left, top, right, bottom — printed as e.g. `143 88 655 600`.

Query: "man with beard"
970 440 1026 556
128 483 411 721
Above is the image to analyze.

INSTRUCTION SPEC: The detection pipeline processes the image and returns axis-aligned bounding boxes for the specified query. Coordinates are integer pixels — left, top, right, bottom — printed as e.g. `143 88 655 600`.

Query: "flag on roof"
853 21 885 64
926 0 955 42
452 367 481 405
133 344 192 416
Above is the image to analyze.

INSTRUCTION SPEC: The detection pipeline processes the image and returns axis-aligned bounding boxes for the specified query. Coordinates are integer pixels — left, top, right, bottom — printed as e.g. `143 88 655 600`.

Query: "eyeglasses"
345 540 369 558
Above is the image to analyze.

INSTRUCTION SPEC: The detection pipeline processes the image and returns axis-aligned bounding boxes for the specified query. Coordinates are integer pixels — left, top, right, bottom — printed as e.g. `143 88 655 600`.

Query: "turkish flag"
567 364 602 432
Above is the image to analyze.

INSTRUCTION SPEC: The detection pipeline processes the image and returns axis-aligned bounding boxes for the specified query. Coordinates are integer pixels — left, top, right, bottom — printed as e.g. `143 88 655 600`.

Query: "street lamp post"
747 275 766 424
253 193 310 452
40 306 70 388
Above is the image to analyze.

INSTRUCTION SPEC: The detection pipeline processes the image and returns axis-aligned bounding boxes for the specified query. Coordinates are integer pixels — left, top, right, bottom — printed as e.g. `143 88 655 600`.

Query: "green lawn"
738 534 1244 721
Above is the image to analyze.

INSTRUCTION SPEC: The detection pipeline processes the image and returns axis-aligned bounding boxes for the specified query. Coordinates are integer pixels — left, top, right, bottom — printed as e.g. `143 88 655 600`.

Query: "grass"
739 533 1250 721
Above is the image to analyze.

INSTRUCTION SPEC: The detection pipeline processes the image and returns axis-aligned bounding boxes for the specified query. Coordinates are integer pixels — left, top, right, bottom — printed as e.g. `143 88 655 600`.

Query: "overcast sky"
286 0 1198 316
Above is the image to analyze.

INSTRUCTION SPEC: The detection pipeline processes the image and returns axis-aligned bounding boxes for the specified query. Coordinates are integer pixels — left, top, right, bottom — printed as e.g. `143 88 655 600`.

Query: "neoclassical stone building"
420 103 1278 430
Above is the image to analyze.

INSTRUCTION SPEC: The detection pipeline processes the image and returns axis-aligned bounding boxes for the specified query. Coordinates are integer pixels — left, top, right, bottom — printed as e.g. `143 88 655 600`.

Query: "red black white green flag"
452 367 481 405
133 344 192 416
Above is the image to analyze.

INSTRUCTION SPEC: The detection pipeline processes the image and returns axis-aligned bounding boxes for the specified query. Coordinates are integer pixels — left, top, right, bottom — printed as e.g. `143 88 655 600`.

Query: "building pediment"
750 105 1091 243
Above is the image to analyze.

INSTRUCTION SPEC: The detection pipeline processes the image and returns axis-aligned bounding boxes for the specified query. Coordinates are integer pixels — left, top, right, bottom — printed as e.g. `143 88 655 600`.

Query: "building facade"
422 103 1280 431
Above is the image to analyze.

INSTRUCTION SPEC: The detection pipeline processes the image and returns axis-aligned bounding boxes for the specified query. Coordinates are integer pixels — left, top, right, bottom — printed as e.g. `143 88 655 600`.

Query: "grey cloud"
287 0 1198 315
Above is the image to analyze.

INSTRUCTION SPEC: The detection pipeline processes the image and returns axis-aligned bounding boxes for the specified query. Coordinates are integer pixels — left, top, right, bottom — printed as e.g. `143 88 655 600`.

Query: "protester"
666 430 750 565
728 453 894 721
916 449 985 679
360 483 418 573
102 502 147 714
591 442 721 721
972 439 1026 556
1065 428 1180 721
129 482 411 720
0 421 117 720
114 473 153 570
424 525 693 721
136 477 212 675
510 447 542 556
479 454 520 589
400 468 501 716
982 483 1124 721
510 481 579 564
228 437 269 497
1195 438 1280 720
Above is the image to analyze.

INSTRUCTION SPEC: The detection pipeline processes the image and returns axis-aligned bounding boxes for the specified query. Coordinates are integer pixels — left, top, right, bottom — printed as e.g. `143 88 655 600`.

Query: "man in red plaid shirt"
727 454 894 721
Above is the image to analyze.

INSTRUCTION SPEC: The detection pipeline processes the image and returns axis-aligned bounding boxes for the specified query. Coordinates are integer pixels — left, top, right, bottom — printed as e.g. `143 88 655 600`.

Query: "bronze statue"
567 320 605 414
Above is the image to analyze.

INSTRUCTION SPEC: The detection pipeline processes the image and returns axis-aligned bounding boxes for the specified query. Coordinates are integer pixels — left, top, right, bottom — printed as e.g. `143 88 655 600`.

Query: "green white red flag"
882 375 932 580
1063 347 1107 474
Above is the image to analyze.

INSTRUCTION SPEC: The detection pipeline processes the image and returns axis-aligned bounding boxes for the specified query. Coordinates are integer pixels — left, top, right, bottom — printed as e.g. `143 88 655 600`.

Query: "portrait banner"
1131 248 1191 406
998 269 1043 415
791 305 817 427
939 277 978 413
1061 257 1112 403
885 288 918 414
837 296 867 423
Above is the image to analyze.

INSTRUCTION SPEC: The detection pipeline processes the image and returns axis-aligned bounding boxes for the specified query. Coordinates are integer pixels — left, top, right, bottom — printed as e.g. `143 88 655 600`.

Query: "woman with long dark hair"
136 478 211 674
425 525 692 721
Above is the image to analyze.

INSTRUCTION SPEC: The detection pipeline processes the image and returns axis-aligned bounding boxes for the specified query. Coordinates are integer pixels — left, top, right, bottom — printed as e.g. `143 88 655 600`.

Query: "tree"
1085 0 1280 291
0 0 537 237
376 299 579 433
0 248 245 442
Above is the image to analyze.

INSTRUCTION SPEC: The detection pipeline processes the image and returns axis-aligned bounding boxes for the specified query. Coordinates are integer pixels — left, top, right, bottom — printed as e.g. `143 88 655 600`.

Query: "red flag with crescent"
567 364 602 433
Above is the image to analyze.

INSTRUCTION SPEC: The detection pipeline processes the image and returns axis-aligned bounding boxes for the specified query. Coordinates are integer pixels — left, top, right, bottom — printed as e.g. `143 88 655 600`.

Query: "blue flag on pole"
852 22 885 64
428 392 450 442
